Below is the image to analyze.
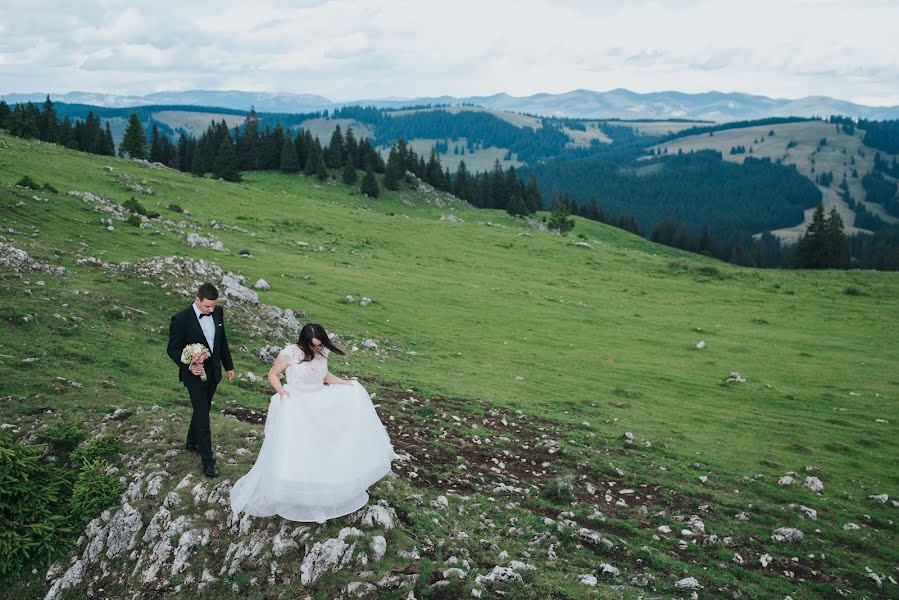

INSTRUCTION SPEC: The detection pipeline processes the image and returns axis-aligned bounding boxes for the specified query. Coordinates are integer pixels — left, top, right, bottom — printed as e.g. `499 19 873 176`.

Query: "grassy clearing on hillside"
1 131 897 599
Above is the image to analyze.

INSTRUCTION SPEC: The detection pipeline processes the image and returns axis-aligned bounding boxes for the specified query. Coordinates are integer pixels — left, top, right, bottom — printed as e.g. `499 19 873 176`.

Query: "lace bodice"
280 345 330 390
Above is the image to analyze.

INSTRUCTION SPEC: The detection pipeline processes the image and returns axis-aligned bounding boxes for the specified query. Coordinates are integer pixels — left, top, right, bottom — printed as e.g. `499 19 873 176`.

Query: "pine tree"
344 127 358 168
326 125 345 168
102 122 116 156
384 144 402 190
7 103 39 139
39 96 58 143
0 100 10 129
797 202 828 268
212 135 241 181
454 161 469 200
58 116 76 149
149 122 165 163
524 175 542 213
280 133 300 173
315 152 329 181
304 139 322 176
342 155 358 184
361 166 379 198
548 194 575 234
238 108 260 170
120 112 147 159
824 207 850 268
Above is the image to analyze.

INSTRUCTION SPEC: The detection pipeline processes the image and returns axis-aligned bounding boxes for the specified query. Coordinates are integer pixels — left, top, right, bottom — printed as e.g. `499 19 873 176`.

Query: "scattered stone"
104 503 143 559
440 214 464 222
370 536 387 562
432 495 449 510
579 574 597 586
772 528 804 543
360 297 372 307
869 494 889 503
1 242 67 275
799 505 817 520
675 576 702 590
695 340 706 349
804 476 824 493
599 563 620 577
760 553 773 568
352 499 397 530
300 532 361 585
185 232 224 251
362 339 379 350
842 522 860 531
574 528 614 550
574 241 592 249
726 372 746 383
253 278 270 291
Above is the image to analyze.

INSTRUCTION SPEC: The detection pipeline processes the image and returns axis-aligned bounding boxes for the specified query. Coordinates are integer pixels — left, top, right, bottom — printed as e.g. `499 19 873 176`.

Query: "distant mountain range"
4 88 899 121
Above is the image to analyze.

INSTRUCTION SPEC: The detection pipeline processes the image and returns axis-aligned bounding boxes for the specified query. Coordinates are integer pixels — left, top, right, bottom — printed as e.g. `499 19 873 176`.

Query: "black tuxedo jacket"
167 304 234 384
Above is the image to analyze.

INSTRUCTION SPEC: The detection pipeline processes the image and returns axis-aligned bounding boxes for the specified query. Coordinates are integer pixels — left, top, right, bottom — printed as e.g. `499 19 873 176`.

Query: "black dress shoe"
203 463 220 478
185 443 200 454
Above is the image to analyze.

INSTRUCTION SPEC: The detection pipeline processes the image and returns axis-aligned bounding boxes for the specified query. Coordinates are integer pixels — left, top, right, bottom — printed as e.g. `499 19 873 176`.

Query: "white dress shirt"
192 304 216 351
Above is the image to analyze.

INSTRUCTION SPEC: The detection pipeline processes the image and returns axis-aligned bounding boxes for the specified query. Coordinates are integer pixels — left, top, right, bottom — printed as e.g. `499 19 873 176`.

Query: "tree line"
0 97 115 156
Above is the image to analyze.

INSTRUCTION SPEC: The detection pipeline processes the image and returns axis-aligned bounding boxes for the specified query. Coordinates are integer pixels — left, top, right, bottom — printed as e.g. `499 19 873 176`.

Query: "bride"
229 323 396 522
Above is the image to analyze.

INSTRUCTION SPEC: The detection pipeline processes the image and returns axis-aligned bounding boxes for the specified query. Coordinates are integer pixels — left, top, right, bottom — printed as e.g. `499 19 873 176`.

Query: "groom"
167 282 234 477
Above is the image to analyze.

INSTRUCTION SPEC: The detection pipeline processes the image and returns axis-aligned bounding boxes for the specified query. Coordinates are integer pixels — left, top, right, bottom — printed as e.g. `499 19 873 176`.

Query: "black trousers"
184 377 218 466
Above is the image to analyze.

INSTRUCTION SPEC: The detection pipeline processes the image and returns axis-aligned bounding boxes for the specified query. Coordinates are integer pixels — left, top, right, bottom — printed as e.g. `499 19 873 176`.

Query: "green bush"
38 420 87 457
0 434 74 584
125 214 142 227
540 475 575 503
123 196 147 215
68 459 123 526
15 175 41 190
41 182 58 193
167 203 184 213
71 434 121 464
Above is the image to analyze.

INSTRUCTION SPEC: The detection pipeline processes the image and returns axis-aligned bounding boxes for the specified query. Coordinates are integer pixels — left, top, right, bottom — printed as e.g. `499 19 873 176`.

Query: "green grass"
0 131 897 599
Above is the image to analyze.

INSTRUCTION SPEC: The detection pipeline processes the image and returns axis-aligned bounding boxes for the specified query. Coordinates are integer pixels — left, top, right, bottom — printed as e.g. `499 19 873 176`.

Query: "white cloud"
0 0 897 105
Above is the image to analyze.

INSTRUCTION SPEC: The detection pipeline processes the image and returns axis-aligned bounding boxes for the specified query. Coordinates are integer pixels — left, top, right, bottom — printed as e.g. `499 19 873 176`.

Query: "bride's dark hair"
297 323 346 362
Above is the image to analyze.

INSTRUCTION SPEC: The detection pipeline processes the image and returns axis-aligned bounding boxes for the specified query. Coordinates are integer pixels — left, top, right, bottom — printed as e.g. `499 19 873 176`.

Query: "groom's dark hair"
197 282 219 301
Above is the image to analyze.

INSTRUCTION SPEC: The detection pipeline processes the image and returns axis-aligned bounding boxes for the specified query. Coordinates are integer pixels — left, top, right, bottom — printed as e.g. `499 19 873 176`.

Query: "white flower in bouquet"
181 343 212 381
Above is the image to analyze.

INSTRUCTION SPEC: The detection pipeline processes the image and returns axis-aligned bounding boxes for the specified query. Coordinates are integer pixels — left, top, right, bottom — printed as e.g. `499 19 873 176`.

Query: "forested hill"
5 96 899 269
533 151 822 243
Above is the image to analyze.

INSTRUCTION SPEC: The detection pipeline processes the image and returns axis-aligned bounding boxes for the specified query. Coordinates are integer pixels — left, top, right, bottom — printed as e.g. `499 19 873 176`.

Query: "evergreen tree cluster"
534 150 822 244
0 97 114 156
861 170 899 218
382 139 542 216
332 106 570 163
858 118 899 154
796 202 851 268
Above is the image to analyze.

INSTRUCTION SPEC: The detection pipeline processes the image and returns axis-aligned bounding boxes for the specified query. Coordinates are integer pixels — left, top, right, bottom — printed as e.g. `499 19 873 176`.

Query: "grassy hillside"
1 131 897 599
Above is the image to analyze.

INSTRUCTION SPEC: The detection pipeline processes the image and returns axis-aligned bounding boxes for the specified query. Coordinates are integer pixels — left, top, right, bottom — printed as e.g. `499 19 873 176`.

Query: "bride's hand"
279 391 289 400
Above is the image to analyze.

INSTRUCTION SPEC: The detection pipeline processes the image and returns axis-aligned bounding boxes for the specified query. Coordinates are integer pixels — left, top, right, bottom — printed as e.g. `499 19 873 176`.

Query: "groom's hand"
226 370 234 381
189 364 204 376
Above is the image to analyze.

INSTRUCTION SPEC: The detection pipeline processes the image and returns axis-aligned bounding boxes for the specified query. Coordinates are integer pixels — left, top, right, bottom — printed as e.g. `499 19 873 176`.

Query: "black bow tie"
198 313 210 319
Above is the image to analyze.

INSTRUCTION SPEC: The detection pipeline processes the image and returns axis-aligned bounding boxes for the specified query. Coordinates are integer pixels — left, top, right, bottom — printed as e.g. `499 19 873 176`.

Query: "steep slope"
1 132 897 599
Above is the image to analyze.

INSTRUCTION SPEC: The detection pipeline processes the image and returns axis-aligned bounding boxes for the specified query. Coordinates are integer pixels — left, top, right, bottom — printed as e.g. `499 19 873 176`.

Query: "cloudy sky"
2 0 898 105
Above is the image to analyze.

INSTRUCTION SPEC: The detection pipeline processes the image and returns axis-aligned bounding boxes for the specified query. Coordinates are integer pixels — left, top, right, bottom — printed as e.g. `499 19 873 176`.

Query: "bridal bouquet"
181 343 211 381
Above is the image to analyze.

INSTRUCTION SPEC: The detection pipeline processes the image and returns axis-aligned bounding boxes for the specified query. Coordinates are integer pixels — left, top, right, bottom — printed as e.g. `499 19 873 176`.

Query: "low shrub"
15 175 41 190
38 420 87 457
68 459 123 526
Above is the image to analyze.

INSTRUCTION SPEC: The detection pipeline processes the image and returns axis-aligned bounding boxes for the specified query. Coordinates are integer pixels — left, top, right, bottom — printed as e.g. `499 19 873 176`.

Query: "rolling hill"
1 130 897 599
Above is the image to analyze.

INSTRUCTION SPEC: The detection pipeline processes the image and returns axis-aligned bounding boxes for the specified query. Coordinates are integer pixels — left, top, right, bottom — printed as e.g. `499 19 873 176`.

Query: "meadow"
1 130 897 599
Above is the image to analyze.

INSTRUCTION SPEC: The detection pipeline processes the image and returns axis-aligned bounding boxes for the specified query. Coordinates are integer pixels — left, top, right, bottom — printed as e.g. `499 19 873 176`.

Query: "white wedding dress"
229 345 396 522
